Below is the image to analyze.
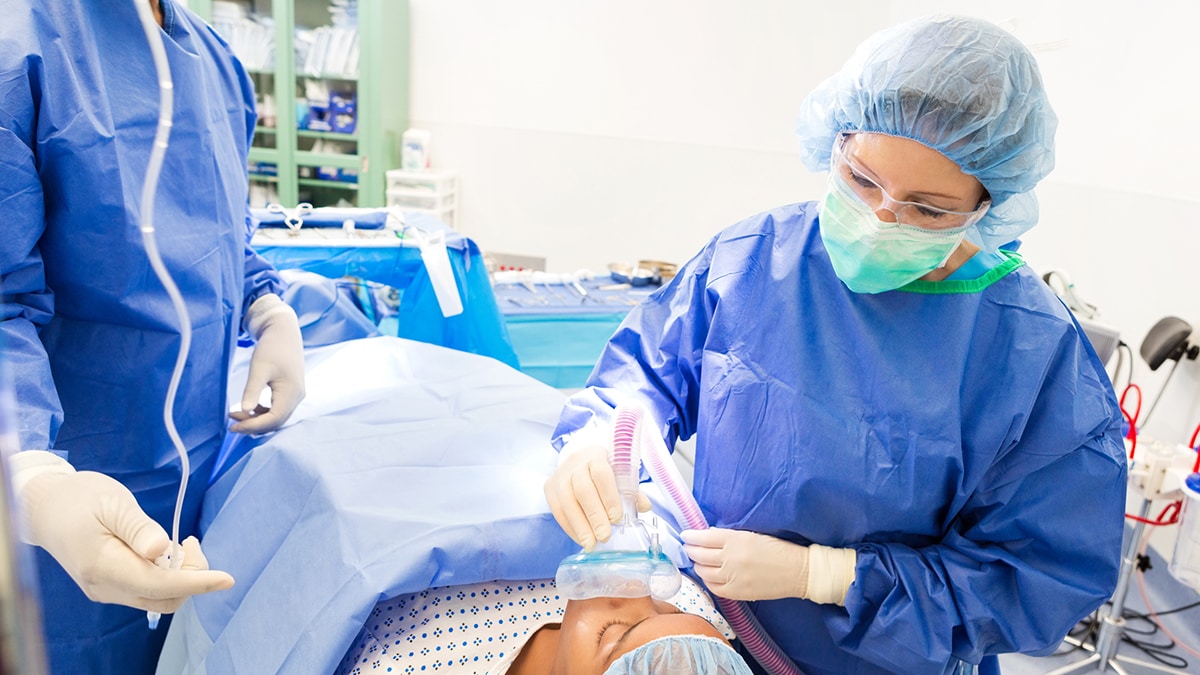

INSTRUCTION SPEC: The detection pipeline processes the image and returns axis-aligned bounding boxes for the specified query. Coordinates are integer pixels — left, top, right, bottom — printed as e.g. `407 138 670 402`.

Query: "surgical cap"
602 635 754 675
796 15 1057 252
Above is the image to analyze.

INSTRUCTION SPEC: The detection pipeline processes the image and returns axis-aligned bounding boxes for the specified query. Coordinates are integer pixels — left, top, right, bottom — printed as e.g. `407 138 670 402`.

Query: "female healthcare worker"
544 15 1128 675
0 0 305 673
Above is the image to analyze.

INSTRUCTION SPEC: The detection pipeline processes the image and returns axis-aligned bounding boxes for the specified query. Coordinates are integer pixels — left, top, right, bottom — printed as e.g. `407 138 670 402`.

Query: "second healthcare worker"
0 0 304 672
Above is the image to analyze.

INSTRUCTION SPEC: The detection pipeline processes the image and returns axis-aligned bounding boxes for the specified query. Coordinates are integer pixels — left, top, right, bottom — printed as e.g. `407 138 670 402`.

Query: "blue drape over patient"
554 202 1128 674
158 337 578 674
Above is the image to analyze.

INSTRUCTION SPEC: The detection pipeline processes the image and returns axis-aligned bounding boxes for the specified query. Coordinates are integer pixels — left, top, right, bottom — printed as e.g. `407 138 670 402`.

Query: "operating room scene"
1 0 1198 674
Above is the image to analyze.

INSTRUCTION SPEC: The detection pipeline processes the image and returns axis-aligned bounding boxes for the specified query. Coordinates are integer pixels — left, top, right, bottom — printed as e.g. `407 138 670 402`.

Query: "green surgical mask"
818 172 968 294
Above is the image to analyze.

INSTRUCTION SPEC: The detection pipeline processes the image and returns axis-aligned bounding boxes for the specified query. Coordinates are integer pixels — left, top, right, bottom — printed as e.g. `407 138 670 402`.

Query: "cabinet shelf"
294 151 361 170
296 73 359 82
195 0 409 208
298 178 358 191
248 147 279 164
297 129 358 141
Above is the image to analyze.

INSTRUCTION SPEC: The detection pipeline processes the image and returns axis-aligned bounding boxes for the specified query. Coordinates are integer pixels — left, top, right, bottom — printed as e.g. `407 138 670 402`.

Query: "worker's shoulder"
717 202 816 241
984 260 1078 325
706 202 819 265
981 263 1115 395
685 202 818 286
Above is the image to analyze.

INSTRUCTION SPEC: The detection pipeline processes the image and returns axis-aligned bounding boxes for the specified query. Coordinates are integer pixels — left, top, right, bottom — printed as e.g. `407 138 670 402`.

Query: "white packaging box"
385 169 457 226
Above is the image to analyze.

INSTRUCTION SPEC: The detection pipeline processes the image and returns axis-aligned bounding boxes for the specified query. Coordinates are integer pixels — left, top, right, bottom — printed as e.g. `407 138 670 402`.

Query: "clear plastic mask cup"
556 549 682 600
556 519 682 601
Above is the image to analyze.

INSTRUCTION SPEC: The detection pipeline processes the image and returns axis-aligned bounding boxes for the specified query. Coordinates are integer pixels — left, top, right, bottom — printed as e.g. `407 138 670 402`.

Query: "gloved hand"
681 528 857 604
230 293 305 434
681 528 810 601
544 441 651 552
15 453 234 613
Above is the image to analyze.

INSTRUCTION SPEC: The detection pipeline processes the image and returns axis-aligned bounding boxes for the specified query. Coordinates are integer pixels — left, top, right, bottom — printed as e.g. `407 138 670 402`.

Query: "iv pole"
1044 310 1200 673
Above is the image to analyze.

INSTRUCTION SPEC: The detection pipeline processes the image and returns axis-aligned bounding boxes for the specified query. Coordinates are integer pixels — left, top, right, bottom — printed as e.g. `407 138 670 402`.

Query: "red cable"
1120 406 1137 460
1120 383 1143 429
1126 500 1181 526
1119 384 1142 459
1190 421 1200 473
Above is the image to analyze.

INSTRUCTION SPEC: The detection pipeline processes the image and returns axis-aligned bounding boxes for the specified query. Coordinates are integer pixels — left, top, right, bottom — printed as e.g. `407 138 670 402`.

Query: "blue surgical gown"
0 1 282 673
554 202 1128 674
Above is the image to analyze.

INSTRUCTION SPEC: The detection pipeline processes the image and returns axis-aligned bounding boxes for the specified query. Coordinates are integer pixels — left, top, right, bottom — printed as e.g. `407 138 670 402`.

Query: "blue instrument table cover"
252 212 518 367
494 279 652 388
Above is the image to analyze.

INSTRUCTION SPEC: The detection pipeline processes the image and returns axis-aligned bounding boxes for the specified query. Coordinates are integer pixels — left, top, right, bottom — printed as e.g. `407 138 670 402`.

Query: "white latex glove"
229 293 305 434
681 528 808 601
681 528 857 605
544 440 651 552
13 452 234 612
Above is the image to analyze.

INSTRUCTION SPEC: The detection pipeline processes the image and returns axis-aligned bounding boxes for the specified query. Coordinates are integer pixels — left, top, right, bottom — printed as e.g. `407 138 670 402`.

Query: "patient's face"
549 595 728 674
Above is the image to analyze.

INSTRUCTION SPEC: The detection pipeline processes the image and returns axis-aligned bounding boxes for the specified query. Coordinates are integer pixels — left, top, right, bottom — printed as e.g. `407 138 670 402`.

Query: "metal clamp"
267 202 314 236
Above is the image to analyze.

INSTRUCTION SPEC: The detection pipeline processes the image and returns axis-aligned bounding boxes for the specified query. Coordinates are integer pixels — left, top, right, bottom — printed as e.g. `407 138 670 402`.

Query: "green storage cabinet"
194 0 408 207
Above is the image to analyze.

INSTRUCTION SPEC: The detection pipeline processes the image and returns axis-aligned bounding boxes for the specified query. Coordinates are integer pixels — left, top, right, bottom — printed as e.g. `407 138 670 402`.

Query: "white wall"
407 0 889 269
408 0 1200 444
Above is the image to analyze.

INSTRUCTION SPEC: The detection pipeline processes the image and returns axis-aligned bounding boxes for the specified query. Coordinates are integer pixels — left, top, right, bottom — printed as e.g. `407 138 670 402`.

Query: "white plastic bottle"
1169 473 1200 591
402 128 432 171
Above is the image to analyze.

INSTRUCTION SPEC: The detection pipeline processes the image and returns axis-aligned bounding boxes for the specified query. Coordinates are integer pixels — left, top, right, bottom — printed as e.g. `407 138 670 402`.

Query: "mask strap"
935 232 968 269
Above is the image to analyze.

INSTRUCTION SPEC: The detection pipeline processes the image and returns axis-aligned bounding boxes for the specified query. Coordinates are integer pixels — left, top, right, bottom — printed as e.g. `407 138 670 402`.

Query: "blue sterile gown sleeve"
553 203 1128 675
0 1 283 673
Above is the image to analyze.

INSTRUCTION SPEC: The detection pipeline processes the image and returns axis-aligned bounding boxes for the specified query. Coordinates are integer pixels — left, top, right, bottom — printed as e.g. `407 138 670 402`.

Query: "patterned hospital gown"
336 577 733 674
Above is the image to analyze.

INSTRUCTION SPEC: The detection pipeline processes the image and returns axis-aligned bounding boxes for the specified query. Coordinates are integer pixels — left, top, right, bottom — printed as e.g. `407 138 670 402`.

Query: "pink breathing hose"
611 404 806 675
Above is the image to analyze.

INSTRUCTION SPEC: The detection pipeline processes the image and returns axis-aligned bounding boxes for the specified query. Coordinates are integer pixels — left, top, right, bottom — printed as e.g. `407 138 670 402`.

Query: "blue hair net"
602 635 754 675
796 15 1057 252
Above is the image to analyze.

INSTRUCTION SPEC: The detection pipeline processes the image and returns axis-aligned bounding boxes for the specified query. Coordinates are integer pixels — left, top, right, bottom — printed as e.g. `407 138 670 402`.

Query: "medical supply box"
385 169 457 226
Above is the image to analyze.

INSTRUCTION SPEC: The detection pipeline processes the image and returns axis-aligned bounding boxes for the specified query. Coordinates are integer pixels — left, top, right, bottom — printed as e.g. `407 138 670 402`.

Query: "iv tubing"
1135 531 1200 659
133 0 190 629
618 404 804 675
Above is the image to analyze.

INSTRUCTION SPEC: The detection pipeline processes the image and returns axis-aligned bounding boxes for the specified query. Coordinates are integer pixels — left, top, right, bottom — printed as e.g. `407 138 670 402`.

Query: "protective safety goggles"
832 133 991 231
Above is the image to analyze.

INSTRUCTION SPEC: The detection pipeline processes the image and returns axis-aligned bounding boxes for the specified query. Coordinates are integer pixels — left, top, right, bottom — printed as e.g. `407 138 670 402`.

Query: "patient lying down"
336 575 752 674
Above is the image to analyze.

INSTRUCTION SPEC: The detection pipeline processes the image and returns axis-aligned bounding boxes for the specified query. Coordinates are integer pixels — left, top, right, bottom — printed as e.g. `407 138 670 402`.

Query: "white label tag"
417 230 464 317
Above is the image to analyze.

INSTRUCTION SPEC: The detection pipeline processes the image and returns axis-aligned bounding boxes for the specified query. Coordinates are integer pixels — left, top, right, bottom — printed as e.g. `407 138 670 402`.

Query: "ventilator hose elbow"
626 403 805 675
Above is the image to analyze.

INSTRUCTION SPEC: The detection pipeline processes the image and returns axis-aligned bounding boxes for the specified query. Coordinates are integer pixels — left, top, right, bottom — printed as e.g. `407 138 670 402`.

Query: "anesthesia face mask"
555 409 683 601
555 520 682 600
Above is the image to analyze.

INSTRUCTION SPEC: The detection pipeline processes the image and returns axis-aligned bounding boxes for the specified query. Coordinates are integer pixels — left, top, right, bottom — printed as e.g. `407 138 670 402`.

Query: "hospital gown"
336 576 733 674
0 1 281 672
554 202 1128 674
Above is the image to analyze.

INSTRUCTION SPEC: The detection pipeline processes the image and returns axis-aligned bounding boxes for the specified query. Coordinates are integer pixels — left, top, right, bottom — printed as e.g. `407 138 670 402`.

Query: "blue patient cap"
796 15 1058 252
602 635 753 675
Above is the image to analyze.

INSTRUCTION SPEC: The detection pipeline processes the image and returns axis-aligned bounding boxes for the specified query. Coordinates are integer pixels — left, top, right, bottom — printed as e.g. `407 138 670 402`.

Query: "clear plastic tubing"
133 0 191 630
615 403 805 675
